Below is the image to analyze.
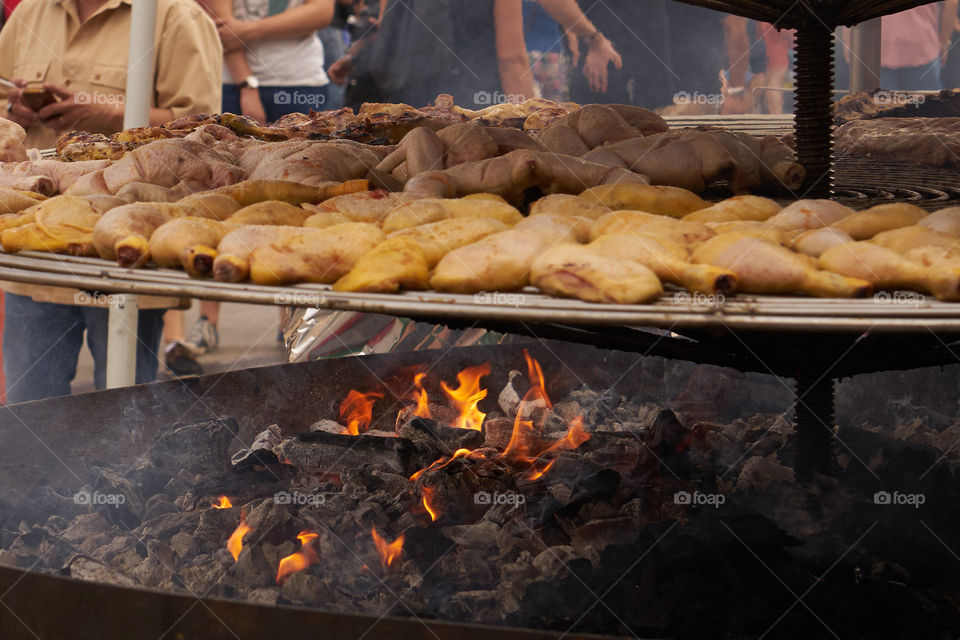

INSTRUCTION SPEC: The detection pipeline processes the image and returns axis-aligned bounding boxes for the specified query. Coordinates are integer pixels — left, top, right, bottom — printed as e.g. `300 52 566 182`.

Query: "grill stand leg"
793 375 836 483
793 22 836 198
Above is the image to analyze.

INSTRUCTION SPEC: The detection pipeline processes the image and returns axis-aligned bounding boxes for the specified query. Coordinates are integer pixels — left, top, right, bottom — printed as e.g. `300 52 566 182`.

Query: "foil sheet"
281 308 511 363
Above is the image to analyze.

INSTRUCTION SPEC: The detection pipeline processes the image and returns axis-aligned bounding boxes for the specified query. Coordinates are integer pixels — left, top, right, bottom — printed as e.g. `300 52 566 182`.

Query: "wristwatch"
238 75 260 90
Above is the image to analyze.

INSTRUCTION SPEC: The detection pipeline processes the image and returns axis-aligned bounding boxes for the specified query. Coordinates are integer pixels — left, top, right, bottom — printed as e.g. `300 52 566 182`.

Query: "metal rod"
106 293 139 388
123 0 157 129
849 19 882 92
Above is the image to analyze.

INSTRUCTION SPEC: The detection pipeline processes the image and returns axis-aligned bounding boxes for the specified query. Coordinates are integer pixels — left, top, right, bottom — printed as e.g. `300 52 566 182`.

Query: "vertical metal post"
106 294 139 388
123 0 157 129
849 19 882 93
793 22 836 198
105 0 156 387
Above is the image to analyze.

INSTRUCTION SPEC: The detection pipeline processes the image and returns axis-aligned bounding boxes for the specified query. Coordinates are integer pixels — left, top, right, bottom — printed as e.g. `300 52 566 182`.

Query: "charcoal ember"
447 590 501 624
871 559 911 581
482 416 514 450
416 455 517 523
735 453 795 491
170 531 199 560
554 400 583 424
582 435 641 472
65 555 140 587
275 430 417 476
233 544 275 587
231 424 285 470
440 520 499 553
568 387 622 426
480 499 524 527
353 501 391 530
261 540 295 570
245 498 303 544
638 406 687 450
280 570 332 604
570 517 634 557
496 524 542 562
541 409 570 434
0 549 18 567
181 552 234 593
136 417 238 477
532 545 592 579
133 510 202 540
93 534 139 562
396 414 483 452
143 494 178 520
308 419 342 433
146 540 178 574
44 515 69 534
192 507 240 552
247 587 281 606
498 370 524 416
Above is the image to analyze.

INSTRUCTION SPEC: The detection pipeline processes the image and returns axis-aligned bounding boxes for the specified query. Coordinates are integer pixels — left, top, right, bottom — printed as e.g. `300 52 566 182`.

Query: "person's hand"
3 78 39 130
582 34 622 94
239 86 266 125
328 55 353 85
36 82 123 133
218 18 254 52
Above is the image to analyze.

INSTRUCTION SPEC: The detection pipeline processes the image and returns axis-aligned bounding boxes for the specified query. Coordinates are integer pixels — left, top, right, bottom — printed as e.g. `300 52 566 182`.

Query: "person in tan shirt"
0 0 222 402
0 0 222 149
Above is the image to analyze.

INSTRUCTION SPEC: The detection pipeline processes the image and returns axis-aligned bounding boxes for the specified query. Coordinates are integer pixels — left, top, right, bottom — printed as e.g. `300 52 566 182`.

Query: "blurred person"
560 0 672 109
330 0 534 109
205 0 335 124
0 0 221 401
757 24 795 114
163 302 220 376
318 0 353 109
881 5 943 91
523 0 569 102
665 3 726 110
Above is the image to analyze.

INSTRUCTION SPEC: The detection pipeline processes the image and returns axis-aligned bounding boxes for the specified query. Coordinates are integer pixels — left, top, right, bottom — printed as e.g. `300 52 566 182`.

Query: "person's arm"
536 0 621 93
724 15 750 89
942 0 958 65
494 0 535 101
219 0 334 52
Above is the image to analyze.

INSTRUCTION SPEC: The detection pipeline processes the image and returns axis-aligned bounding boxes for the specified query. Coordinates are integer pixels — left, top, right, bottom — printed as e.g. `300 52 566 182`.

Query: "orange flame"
340 390 383 435
371 528 405 568
226 516 251 562
441 363 491 430
276 531 320 584
212 496 232 509
523 350 552 409
422 486 438 521
409 448 475 482
412 372 431 418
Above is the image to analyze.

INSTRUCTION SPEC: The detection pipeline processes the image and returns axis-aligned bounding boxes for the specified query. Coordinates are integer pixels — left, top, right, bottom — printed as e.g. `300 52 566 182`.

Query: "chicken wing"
530 244 663 304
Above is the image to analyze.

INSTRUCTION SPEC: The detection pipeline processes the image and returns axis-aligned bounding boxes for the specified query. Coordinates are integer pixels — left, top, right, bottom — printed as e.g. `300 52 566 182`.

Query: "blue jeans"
222 84 331 123
3 294 165 403
880 60 942 92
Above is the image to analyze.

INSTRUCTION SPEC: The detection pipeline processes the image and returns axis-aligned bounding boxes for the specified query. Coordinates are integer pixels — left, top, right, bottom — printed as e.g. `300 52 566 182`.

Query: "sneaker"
165 342 204 377
183 316 219 356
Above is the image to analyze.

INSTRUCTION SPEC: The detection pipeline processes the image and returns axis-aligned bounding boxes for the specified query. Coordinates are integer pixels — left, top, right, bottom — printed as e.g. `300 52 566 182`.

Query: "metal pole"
106 294 139 388
849 19 882 93
106 0 157 386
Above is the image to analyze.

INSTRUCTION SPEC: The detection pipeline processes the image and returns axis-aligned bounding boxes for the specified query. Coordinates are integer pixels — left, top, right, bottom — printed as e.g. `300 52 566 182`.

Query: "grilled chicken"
528 193 611 219
388 217 509 267
228 201 312 226
693 232 871 297
303 190 415 224
590 232 738 295
248 223 385 286
149 217 235 271
683 195 781 223
829 203 928 239
0 119 27 163
205 225 304 282
531 243 663 304
819 241 960 300
870 226 960 257
577 183 708 218
917 207 960 237
0 186 45 214
335 237 431 293
766 199 855 231
589 211 715 251
381 198 523 233
791 227 856 257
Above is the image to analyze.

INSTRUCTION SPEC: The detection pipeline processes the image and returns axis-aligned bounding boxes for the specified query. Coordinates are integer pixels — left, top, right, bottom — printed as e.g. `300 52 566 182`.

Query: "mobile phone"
22 87 57 111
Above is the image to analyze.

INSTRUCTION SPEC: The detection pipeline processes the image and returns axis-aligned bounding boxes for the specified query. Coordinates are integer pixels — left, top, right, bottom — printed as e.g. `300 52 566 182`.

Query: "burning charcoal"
532 545 591 581
482 416 514 451
735 453 795 491
134 510 202 541
44 515 68 534
247 588 281 606
440 520 499 553
65 555 140 588
170 531 199 560
245 498 303 543
554 400 582 424
498 370 524 416
308 419 343 434
193 506 240 552
396 415 483 452
143 494 177 520
570 517 633 557
275 430 418 476
138 417 239 476
180 552 234 593
353 501 391 531
231 424 285 469
0 549 17 567
280 571 332 604
233 544 275 587
93 535 139 563
448 590 501 624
